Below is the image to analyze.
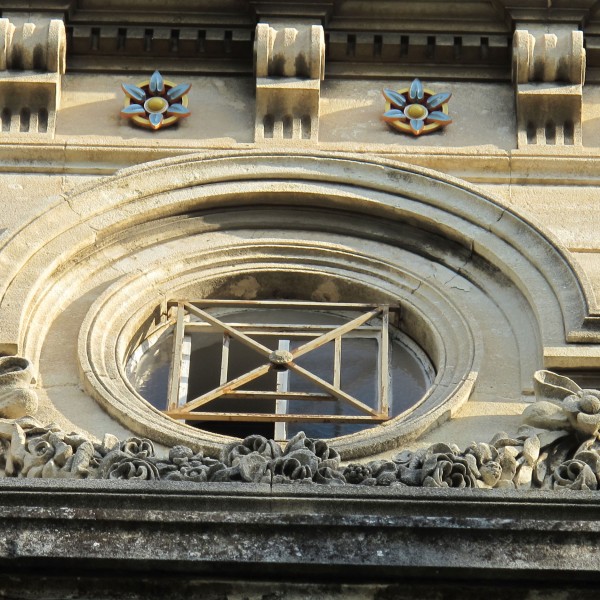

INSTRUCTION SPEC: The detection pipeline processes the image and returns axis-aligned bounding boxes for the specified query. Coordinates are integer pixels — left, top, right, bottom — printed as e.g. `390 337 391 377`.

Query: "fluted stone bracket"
0 14 66 137
513 24 585 148
254 20 325 142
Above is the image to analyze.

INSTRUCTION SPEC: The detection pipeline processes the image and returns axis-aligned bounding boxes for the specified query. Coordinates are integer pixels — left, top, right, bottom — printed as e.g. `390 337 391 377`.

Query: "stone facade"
2 0 600 596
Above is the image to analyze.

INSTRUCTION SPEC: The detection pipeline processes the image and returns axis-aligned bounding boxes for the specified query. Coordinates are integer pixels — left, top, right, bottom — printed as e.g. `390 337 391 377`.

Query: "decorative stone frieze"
512 24 585 147
0 14 66 136
254 20 325 141
3 370 600 492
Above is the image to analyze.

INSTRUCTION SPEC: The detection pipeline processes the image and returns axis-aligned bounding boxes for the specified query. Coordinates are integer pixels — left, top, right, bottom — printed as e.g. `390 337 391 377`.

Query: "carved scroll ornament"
512 25 585 147
0 370 598 490
0 15 66 136
254 20 325 141
0 355 38 419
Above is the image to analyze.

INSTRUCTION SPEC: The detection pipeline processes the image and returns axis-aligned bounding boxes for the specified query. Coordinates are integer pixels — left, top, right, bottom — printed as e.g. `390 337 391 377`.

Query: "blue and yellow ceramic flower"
382 79 451 136
120 70 191 130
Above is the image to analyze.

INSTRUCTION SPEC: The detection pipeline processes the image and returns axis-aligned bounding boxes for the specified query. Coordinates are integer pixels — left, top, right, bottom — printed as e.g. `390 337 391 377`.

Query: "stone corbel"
513 25 585 148
0 14 66 137
254 20 325 142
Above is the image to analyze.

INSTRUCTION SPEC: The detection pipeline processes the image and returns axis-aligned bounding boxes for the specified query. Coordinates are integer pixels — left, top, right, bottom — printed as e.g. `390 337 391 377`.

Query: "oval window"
126 300 434 440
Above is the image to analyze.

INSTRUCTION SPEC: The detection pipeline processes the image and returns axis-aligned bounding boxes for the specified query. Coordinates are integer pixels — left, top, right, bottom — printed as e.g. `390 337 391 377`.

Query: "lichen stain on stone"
385 169 413 186
222 276 260 299
311 280 340 302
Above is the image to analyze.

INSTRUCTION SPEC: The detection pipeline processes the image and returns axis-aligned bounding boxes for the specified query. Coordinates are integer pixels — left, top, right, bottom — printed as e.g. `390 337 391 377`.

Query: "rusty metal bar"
379 305 390 418
180 362 272 413
184 303 272 358
286 362 379 417
164 411 389 423
166 303 185 412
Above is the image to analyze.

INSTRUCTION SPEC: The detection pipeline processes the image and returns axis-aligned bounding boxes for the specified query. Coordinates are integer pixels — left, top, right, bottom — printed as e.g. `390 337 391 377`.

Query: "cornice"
3 0 600 31
17 0 600 79
250 0 335 23
500 0 598 26
0 478 598 584
0 140 599 186
3 0 511 31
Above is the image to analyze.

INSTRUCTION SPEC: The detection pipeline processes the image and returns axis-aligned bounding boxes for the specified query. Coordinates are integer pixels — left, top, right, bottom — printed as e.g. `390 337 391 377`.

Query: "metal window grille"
164 300 397 438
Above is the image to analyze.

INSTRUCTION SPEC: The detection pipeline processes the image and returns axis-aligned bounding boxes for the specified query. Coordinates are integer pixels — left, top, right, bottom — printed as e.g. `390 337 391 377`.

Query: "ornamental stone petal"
179 462 211 482
480 461 502 487
106 457 160 481
120 437 155 458
149 70 164 94
533 370 582 405
382 88 407 107
314 466 346 485
408 78 424 101
522 401 572 431
236 453 269 483
553 459 598 490
573 450 600 478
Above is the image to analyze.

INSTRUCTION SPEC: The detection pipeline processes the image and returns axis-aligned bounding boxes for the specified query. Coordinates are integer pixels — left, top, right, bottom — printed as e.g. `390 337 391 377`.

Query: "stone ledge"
3 140 600 185
0 478 599 582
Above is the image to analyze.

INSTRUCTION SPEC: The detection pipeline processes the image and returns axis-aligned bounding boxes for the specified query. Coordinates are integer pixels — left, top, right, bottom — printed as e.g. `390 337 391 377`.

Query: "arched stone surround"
0 151 594 457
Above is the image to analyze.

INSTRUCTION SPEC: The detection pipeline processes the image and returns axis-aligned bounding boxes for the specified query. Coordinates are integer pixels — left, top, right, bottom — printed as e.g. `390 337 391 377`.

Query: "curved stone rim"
0 151 590 455
0 151 592 355
77 239 478 458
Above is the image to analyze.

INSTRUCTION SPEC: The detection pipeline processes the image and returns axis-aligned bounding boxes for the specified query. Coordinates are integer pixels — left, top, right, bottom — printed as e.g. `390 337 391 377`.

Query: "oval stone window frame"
0 151 594 458
79 253 477 458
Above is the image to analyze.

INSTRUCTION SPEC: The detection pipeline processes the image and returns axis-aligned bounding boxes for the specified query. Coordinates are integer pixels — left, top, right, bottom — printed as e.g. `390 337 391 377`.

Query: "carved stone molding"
0 14 66 137
513 24 585 147
254 20 325 141
250 0 334 22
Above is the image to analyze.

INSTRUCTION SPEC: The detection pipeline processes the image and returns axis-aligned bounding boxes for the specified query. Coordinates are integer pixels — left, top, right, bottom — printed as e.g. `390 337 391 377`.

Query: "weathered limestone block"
513 25 585 147
254 20 325 142
0 14 66 136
